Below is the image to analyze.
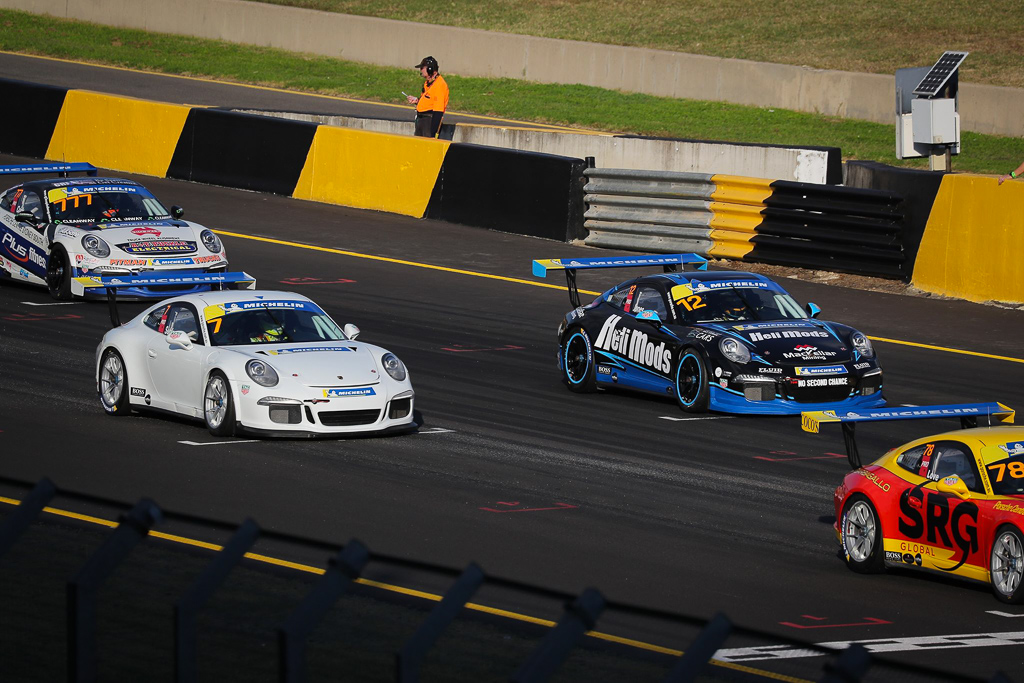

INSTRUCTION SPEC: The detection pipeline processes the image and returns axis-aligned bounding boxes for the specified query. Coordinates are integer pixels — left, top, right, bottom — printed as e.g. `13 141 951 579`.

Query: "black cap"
415 56 439 71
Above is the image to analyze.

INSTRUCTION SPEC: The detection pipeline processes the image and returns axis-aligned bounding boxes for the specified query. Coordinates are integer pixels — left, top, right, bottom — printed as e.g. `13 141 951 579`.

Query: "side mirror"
171 205 185 219
936 475 971 500
343 323 360 340
15 211 37 225
806 302 821 319
167 330 194 350
635 309 663 327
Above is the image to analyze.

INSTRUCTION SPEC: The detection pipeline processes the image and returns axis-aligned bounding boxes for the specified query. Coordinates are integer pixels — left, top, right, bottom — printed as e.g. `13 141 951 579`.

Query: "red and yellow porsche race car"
802 403 1024 602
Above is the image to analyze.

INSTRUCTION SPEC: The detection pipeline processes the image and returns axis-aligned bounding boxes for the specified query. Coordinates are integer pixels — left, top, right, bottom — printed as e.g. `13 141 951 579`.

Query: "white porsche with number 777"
95 289 416 437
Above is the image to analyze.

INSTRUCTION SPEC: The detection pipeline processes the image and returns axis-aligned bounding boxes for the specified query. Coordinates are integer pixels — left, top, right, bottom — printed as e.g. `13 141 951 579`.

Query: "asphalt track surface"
2 60 1024 680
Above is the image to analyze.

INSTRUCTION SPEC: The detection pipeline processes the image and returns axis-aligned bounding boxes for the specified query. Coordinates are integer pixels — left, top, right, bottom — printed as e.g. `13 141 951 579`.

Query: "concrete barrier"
4 0 1024 137
912 175 1024 304
236 110 838 183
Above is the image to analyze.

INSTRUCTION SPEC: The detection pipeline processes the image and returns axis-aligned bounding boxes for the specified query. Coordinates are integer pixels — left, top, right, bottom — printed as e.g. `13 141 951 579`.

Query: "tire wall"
0 77 586 241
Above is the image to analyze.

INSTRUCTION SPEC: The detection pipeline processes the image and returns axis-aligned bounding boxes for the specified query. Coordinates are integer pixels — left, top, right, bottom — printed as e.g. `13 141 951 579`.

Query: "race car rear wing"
532 254 709 308
801 402 1015 470
74 271 256 327
0 162 98 177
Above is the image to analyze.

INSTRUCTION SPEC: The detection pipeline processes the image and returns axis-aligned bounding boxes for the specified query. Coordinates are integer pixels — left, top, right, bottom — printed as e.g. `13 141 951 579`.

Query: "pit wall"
0 78 585 241
236 111 840 184
3 0 1023 137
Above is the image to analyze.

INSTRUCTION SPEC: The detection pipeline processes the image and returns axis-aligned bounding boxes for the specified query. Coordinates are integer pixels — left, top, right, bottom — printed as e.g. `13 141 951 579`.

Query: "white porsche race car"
94 290 416 437
0 164 229 299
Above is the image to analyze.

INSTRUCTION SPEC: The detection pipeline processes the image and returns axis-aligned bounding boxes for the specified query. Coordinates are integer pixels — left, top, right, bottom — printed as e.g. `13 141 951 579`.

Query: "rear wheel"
561 327 596 393
841 494 884 574
204 371 236 437
46 246 73 300
98 348 130 416
674 348 708 413
991 526 1024 604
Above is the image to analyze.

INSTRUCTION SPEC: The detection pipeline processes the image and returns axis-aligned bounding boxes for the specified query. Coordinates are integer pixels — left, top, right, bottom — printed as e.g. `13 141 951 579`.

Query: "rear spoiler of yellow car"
801 402 1015 470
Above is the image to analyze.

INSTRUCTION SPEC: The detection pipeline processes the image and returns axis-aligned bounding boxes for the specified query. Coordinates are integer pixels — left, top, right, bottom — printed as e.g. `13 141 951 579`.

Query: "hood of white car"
234 342 381 387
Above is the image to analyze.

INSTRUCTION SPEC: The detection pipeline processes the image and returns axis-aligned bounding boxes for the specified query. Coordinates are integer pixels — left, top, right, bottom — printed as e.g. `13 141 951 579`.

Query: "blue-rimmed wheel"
561 327 596 393
674 348 708 413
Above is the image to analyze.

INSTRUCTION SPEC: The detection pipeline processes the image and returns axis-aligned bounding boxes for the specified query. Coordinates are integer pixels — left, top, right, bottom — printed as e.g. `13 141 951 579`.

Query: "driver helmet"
249 316 285 343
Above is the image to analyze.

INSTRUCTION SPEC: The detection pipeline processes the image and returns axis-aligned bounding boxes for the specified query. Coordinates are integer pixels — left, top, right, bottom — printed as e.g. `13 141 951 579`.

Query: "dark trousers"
414 111 443 138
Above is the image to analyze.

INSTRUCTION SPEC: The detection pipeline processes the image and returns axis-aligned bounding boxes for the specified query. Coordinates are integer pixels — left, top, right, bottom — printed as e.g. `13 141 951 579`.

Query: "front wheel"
98 348 131 416
674 349 708 413
203 372 236 437
46 246 73 300
841 494 884 574
561 327 596 393
991 526 1024 603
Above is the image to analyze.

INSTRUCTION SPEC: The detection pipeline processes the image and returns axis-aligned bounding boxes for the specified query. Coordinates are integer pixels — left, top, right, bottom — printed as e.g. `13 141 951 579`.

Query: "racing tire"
840 494 884 574
561 327 597 393
46 246 73 301
674 348 709 413
98 348 131 416
990 525 1024 604
203 371 237 437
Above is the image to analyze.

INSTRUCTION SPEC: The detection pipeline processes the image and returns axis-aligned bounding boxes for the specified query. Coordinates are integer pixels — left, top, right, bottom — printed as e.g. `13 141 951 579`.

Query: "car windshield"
205 305 347 346
983 442 1024 495
671 283 806 324
47 184 170 224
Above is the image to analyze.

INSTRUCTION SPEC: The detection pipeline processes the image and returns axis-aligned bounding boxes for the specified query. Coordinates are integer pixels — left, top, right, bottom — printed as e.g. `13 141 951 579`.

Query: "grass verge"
1 9 1022 174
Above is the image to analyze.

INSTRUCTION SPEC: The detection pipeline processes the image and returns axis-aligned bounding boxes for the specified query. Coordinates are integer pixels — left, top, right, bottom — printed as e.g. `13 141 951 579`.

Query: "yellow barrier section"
45 90 190 177
913 175 1024 304
293 126 449 217
706 175 772 259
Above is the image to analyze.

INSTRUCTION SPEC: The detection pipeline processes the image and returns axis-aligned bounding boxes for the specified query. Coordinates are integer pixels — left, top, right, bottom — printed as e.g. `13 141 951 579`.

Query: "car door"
145 302 206 414
591 282 674 380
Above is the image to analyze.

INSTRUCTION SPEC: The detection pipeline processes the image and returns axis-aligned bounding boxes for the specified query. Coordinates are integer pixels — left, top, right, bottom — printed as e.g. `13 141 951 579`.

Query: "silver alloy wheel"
992 531 1024 597
204 375 228 429
100 352 124 408
844 500 876 563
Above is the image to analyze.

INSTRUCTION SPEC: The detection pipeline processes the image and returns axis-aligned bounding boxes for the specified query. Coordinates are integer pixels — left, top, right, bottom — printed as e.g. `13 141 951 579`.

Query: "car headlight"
381 353 407 382
245 359 279 387
719 337 751 364
851 332 874 359
200 229 222 254
81 234 110 258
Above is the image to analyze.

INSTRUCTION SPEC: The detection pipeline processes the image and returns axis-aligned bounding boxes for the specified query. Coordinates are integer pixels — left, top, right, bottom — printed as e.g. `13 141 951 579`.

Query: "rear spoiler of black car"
74 271 256 327
801 402 1015 470
0 162 98 177
532 254 708 308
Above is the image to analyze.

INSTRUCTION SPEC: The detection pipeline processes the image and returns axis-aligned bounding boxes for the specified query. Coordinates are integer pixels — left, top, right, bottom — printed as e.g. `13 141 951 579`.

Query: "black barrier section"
0 78 68 159
844 161 946 276
617 134 843 185
167 109 316 196
425 144 587 242
746 180 907 280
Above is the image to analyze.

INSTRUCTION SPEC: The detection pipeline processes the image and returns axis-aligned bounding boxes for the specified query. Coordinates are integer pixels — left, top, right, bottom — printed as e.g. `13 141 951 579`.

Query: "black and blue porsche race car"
532 254 885 415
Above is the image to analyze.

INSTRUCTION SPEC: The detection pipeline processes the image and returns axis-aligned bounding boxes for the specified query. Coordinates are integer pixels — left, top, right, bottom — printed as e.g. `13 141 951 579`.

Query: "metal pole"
397 563 485 683
67 498 163 683
175 518 261 683
0 478 55 559
510 588 605 683
662 613 732 682
277 540 369 683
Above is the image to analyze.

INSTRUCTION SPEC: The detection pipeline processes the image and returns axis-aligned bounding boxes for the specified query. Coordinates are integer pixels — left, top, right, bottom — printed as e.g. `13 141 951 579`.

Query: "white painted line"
987 611 1024 618
658 416 735 422
714 630 1024 663
178 440 259 446
22 300 82 306
418 427 455 434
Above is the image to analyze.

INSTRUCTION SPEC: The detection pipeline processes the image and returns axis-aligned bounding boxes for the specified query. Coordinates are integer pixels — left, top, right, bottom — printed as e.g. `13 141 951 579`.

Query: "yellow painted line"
214 229 1024 365
0 495 808 682
0 50 582 133
868 336 1024 364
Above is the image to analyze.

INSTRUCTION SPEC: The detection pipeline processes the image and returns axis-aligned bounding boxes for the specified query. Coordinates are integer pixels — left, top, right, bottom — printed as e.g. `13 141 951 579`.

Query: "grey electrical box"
912 98 957 144
894 51 966 166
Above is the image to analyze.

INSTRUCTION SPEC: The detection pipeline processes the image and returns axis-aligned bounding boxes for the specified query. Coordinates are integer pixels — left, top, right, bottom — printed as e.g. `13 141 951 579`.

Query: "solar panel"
913 51 968 97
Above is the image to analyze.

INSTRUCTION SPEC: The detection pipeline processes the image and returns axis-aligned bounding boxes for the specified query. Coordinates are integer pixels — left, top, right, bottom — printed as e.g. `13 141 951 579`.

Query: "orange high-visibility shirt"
416 75 449 113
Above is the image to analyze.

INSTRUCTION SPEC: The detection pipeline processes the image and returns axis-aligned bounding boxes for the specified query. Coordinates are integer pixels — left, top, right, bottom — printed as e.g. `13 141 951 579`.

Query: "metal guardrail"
582 167 909 279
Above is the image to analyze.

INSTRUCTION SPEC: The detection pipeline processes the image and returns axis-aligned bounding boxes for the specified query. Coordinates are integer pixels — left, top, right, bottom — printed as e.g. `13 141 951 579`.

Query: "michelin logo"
794 365 847 376
322 387 376 398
